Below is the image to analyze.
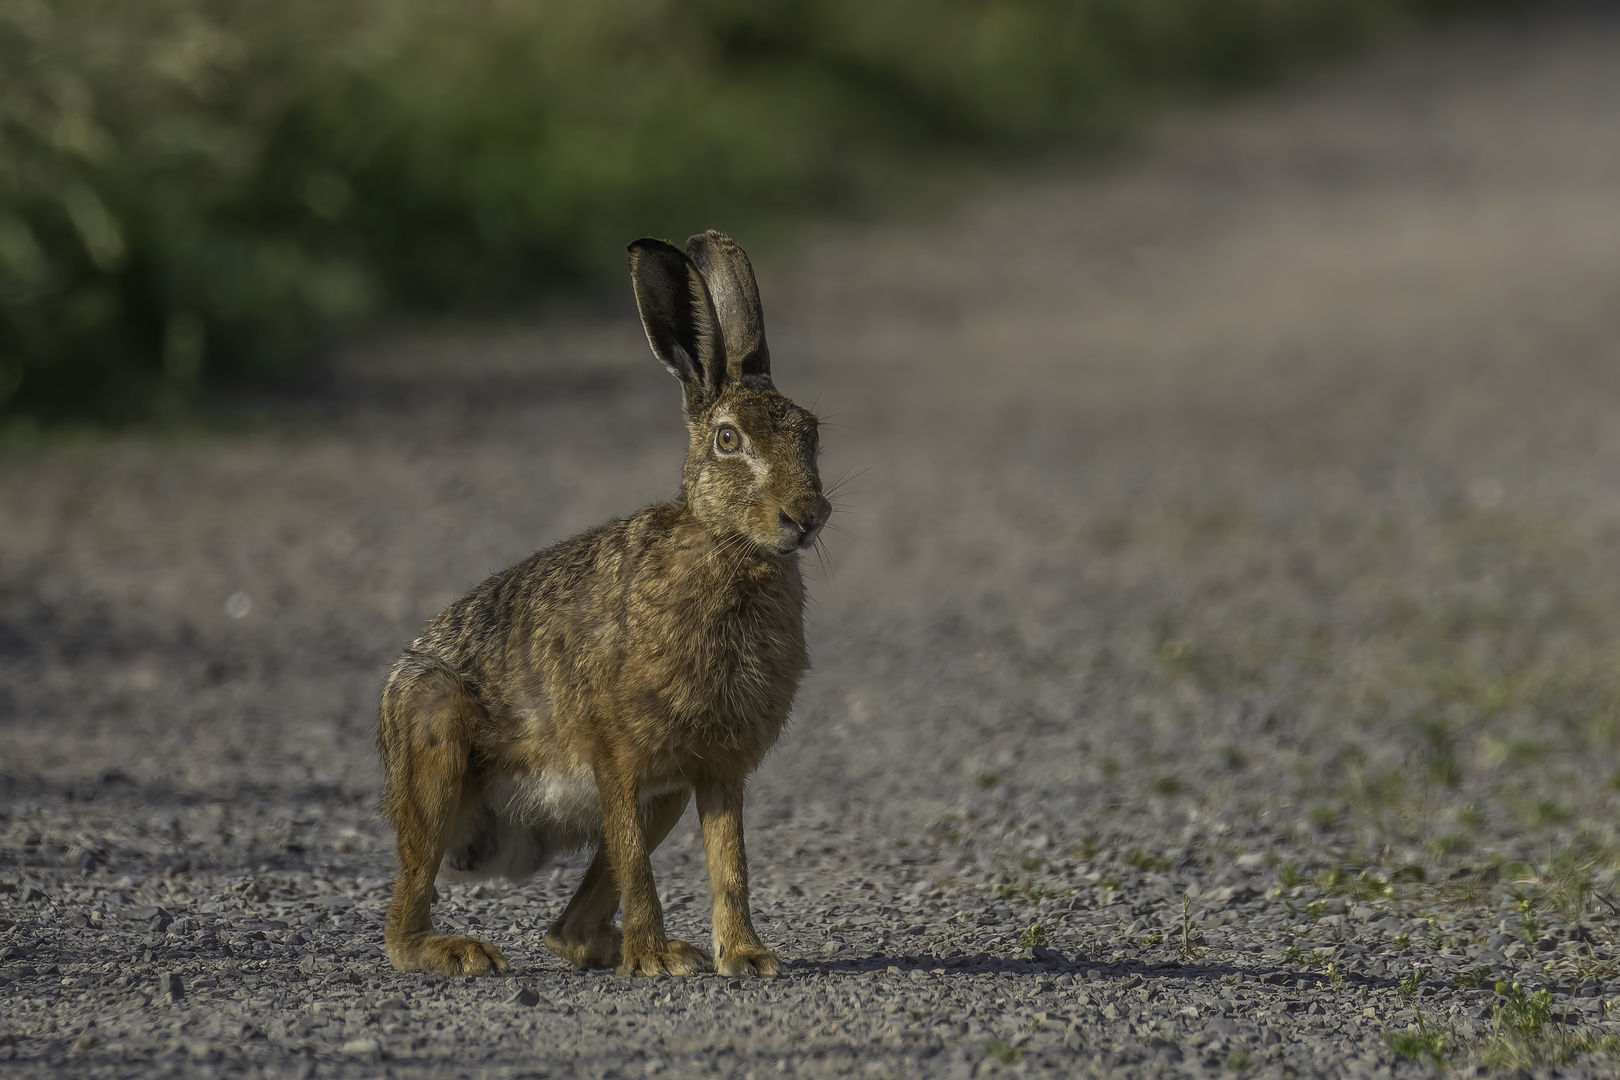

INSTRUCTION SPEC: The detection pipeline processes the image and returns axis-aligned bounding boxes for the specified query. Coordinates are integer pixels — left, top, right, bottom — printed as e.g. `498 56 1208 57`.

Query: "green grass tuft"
1017 922 1048 949
1384 1012 1450 1070
1124 848 1173 873
985 1039 1023 1064
1398 966 1428 997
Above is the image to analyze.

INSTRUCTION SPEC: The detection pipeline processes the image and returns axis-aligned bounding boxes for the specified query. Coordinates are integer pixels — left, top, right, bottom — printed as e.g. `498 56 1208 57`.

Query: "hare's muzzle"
778 499 830 553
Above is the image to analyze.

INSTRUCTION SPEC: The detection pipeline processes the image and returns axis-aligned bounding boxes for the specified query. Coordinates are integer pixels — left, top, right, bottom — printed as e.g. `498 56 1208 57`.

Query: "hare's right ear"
685 230 771 390
628 238 726 412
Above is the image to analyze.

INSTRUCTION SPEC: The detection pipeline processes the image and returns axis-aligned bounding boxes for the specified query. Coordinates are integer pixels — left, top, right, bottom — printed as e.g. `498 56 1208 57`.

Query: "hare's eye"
715 426 740 453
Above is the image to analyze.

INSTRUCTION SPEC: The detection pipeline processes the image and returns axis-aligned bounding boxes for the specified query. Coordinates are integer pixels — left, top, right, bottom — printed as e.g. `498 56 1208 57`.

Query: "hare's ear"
686 230 772 390
628 238 726 409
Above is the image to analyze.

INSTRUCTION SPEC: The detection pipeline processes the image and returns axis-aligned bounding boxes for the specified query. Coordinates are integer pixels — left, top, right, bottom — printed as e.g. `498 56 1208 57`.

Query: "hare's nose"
780 508 827 534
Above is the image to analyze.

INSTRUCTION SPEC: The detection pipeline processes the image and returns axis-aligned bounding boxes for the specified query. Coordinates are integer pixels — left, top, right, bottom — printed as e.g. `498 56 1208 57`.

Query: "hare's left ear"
628 238 726 411
686 230 772 390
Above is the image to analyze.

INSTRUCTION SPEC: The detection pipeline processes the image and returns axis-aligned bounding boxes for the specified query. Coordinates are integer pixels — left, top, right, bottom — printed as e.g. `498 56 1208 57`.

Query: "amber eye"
715 425 740 453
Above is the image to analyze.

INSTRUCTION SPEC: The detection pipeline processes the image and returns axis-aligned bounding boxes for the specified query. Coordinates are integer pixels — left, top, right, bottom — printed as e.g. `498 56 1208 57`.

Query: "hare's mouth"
776 509 825 554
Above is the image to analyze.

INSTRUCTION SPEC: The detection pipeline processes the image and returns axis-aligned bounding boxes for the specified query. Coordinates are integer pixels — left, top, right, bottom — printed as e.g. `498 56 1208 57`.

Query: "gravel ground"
7 9 1620 1078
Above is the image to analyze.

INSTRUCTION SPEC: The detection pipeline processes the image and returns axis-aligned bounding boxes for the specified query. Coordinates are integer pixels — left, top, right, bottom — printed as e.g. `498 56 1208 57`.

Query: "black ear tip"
686 229 736 252
628 236 681 257
627 239 694 278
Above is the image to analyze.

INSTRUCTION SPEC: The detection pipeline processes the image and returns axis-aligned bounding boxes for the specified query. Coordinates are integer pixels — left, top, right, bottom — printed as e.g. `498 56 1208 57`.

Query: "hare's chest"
685 584 808 724
613 557 809 750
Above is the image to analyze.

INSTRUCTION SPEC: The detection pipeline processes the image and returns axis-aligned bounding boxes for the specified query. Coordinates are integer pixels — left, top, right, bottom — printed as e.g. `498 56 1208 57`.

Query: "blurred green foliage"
1 0 1506 420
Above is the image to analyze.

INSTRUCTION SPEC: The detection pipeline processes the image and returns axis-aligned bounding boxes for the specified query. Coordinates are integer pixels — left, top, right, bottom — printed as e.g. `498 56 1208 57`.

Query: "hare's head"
629 231 830 558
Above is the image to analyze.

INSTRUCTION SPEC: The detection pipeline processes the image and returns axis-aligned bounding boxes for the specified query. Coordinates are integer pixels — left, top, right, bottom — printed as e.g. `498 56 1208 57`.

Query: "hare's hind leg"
544 789 697 971
378 662 509 976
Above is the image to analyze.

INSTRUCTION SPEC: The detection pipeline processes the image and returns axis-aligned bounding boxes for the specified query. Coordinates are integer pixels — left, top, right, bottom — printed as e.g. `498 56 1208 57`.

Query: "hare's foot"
387 934 509 976
619 939 713 978
544 924 622 969
716 941 779 978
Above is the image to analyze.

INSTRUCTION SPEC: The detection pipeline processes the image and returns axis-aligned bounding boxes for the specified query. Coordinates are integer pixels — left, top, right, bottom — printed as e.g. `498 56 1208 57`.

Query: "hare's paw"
388 934 509 977
544 924 622 969
716 942 780 978
619 939 713 978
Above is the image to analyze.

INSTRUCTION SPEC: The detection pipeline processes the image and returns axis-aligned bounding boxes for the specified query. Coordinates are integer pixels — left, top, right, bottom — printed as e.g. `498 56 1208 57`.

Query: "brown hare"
375 231 828 979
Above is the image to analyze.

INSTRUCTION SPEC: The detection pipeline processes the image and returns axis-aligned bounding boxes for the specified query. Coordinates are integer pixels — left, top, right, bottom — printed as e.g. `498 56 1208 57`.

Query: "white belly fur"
439 770 689 883
494 771 603 837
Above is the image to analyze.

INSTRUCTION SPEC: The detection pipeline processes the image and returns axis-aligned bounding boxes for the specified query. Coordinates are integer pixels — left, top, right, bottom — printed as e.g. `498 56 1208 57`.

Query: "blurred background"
8 0 1620 1073
1 0 1509 424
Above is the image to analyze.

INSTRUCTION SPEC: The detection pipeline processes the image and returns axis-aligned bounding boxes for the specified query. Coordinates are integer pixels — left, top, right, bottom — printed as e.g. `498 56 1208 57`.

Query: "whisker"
823 465 871 498
823 522 867 549
813 537 837 598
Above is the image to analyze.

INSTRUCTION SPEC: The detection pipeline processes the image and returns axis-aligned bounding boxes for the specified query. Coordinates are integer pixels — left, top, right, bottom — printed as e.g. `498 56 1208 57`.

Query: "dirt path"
6 9 1620 1078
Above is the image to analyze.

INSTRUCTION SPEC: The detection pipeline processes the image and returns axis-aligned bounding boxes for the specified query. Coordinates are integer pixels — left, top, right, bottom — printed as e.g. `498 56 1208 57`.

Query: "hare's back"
410 512 644 664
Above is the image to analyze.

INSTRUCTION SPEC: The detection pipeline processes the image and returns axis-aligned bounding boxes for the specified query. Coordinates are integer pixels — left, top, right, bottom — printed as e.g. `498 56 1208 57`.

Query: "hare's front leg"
696 776 779 977
596 762 712 977
379 669 509 977
544 790 691 969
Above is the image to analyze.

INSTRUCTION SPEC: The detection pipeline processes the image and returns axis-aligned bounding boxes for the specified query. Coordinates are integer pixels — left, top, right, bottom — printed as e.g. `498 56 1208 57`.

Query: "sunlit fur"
376 231 827 980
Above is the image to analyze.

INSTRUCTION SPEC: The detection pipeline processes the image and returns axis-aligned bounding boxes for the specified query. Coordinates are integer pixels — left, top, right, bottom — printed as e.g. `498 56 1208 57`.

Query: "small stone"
509 985 541 1007
341 1037 380 1056
159 972 184 1001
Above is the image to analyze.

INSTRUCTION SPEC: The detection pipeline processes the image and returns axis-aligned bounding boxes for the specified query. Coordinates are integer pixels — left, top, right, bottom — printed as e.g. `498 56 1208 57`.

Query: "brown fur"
376 231 829 979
